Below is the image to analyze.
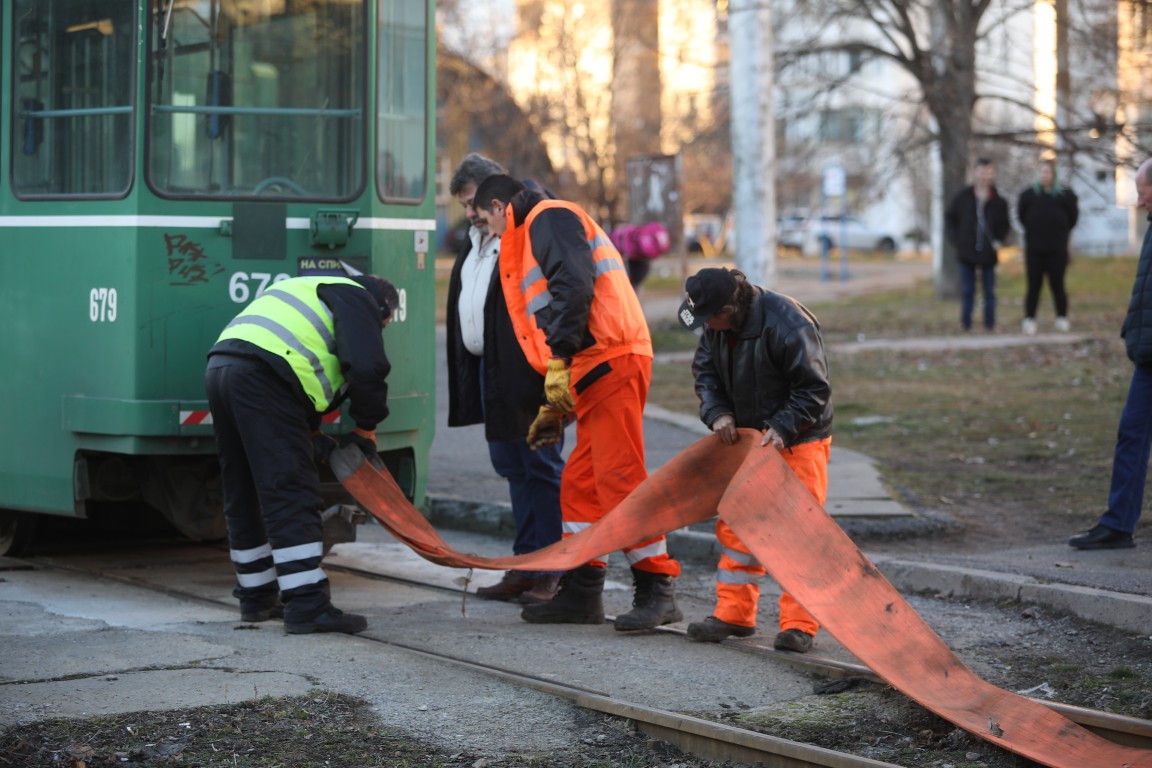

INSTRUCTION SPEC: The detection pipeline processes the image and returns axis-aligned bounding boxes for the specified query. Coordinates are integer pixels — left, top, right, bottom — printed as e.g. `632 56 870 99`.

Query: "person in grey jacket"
678 267 833 652
1069 157 1152 550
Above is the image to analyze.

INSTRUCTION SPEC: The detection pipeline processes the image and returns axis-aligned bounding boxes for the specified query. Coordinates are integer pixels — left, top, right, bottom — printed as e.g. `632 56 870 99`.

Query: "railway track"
21 547 1152 768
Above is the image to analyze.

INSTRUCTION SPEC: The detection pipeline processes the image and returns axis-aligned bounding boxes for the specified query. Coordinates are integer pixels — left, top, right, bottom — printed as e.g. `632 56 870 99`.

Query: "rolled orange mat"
332 435 1152 768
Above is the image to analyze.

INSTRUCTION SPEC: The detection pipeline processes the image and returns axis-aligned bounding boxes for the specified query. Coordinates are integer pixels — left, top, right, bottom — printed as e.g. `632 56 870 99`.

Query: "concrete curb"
422 495 1152 636
872 558 1152 636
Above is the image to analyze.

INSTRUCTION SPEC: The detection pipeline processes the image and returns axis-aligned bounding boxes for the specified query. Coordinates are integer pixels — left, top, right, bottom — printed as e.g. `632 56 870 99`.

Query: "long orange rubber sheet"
330 434 1152 768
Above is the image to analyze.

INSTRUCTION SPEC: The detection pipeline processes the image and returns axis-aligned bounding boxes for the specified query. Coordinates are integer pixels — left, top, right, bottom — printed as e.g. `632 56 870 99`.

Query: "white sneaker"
1021 318 1037 336
1054 317 1070 333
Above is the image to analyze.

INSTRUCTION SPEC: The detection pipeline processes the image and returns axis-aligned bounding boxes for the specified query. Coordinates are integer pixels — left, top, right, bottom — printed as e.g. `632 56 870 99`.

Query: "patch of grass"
725 689 1008 766
648 320 701 355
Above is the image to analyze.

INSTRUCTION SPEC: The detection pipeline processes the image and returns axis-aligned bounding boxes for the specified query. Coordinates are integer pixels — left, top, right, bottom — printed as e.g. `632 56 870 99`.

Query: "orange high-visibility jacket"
499 198 652 388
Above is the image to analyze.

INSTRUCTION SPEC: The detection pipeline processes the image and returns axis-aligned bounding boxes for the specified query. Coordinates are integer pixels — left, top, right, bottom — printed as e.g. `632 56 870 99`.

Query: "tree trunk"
612 0 661 224
925 1 978 300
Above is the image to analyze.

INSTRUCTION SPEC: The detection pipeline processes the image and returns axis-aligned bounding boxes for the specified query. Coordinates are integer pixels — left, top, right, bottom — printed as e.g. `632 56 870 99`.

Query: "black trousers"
204 355 330 621
1024 247 1069 319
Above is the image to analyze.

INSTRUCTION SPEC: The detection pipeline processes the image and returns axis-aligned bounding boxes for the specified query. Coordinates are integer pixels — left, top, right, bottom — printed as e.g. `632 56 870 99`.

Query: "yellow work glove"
544 357 575 414
526 405 565 451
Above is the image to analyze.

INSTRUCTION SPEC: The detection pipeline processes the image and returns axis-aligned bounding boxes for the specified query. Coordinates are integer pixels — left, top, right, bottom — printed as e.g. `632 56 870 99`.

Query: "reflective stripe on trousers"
205 355 332 621
712 437 831 633
559 354 679 576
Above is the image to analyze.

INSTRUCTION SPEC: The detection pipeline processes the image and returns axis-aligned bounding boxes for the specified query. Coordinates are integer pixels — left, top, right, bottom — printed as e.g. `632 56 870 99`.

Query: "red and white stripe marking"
179 411 341 425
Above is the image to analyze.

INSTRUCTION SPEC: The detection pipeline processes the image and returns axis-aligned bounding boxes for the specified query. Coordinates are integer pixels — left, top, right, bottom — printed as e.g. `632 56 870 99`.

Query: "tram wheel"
0 510 38 557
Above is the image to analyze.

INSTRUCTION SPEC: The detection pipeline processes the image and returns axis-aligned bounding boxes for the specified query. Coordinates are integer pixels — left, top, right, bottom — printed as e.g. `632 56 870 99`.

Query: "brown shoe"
519 574 561 604
475 571 535 601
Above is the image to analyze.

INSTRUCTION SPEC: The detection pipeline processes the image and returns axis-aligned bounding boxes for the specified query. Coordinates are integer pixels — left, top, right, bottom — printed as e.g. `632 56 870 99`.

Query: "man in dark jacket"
205 274 397 635
445 154 564 604
1069 157 1152 550
1017 159 1079 335
678 267 833 653
945 158 1012 331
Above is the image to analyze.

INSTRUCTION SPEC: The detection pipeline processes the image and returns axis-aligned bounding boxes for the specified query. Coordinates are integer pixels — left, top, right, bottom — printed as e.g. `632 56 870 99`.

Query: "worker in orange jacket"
472 174 681 631
679 267 833 653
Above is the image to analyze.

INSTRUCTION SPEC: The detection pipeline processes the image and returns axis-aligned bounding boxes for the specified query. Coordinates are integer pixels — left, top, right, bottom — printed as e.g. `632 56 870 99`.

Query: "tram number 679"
229 271 291 303
89 288 118 322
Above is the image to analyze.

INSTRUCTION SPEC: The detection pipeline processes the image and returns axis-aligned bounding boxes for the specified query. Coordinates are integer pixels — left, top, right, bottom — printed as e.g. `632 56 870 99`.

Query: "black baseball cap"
677 268 738 330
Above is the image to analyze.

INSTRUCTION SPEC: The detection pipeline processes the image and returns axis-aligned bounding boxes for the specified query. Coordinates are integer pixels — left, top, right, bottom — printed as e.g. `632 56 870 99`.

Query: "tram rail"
20 550 1152 766
327 560 1152 754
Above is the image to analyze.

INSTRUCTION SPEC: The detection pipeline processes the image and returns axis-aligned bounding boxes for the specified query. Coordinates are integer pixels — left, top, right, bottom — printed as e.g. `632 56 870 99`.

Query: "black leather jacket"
692 287 833 447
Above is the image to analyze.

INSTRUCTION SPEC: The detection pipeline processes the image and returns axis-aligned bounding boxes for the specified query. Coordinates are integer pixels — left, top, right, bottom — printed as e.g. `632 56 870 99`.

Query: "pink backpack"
633 222 671 259
610 225 639 258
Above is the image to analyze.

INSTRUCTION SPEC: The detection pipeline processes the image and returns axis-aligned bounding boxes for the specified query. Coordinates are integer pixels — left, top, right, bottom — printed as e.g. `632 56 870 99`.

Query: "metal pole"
728 0 775 288
840 195 849 281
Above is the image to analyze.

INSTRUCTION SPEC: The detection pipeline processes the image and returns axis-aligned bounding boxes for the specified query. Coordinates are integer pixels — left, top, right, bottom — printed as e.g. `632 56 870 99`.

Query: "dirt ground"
3 550 1149 768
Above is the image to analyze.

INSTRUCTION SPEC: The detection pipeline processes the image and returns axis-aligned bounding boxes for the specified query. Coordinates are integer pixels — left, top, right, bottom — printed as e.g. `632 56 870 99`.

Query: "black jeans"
1024 247 1069 319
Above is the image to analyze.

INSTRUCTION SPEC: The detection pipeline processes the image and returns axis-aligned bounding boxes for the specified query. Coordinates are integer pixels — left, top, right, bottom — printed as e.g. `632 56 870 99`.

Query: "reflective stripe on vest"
500 200 651 381
216 276 360 412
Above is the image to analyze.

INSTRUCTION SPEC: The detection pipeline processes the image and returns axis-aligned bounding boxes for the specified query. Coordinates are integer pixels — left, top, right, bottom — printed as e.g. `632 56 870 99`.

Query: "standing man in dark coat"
1017 159 1079 335
445 154 564 604
1069 157 1152 550
945 158 1012 331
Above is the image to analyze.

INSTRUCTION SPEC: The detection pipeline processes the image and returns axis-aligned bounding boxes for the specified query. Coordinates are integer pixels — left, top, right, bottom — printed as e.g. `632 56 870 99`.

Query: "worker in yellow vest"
205 274 397 635
472 174 681 631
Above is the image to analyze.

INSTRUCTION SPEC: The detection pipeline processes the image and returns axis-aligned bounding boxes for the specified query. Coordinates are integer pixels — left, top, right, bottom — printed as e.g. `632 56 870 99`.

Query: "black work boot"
285 606 368 635
240 596 284 623
687 616 755 643
521 565 606 624
614 567 683 631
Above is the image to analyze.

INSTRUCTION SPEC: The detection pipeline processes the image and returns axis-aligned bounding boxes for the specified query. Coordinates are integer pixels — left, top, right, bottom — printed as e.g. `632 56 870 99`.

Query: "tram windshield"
148 0 367 200
10 0 136 198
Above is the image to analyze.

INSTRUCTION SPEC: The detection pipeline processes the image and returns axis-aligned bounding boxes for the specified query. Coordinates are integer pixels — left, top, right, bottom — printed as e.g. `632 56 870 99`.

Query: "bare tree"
772 1 1020 295
501 1 622 219
776 0 1152 294
436 46 556 191
612 0 662 226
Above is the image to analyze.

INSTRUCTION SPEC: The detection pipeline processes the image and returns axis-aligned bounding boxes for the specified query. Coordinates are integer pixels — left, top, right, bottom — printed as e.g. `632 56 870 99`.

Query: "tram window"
377 2 428 203
9 0 135 198
148 1 366 201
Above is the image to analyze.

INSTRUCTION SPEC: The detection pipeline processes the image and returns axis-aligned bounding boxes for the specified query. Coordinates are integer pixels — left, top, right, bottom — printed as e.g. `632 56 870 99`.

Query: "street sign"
822 164 846 197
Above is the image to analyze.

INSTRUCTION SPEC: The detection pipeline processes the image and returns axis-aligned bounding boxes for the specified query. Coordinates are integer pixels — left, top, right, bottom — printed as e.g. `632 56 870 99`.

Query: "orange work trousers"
713 436 831 633
561 353 680 577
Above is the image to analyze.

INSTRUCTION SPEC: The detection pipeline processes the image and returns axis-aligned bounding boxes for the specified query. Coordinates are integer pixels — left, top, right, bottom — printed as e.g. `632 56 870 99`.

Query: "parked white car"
778 215 899 257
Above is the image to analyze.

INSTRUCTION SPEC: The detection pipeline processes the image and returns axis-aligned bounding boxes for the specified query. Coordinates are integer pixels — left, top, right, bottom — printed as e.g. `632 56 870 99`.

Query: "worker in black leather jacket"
678 267 833 653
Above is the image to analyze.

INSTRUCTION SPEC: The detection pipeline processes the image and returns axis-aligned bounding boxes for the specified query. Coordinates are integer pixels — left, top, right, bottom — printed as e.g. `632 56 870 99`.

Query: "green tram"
0 1 437 555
